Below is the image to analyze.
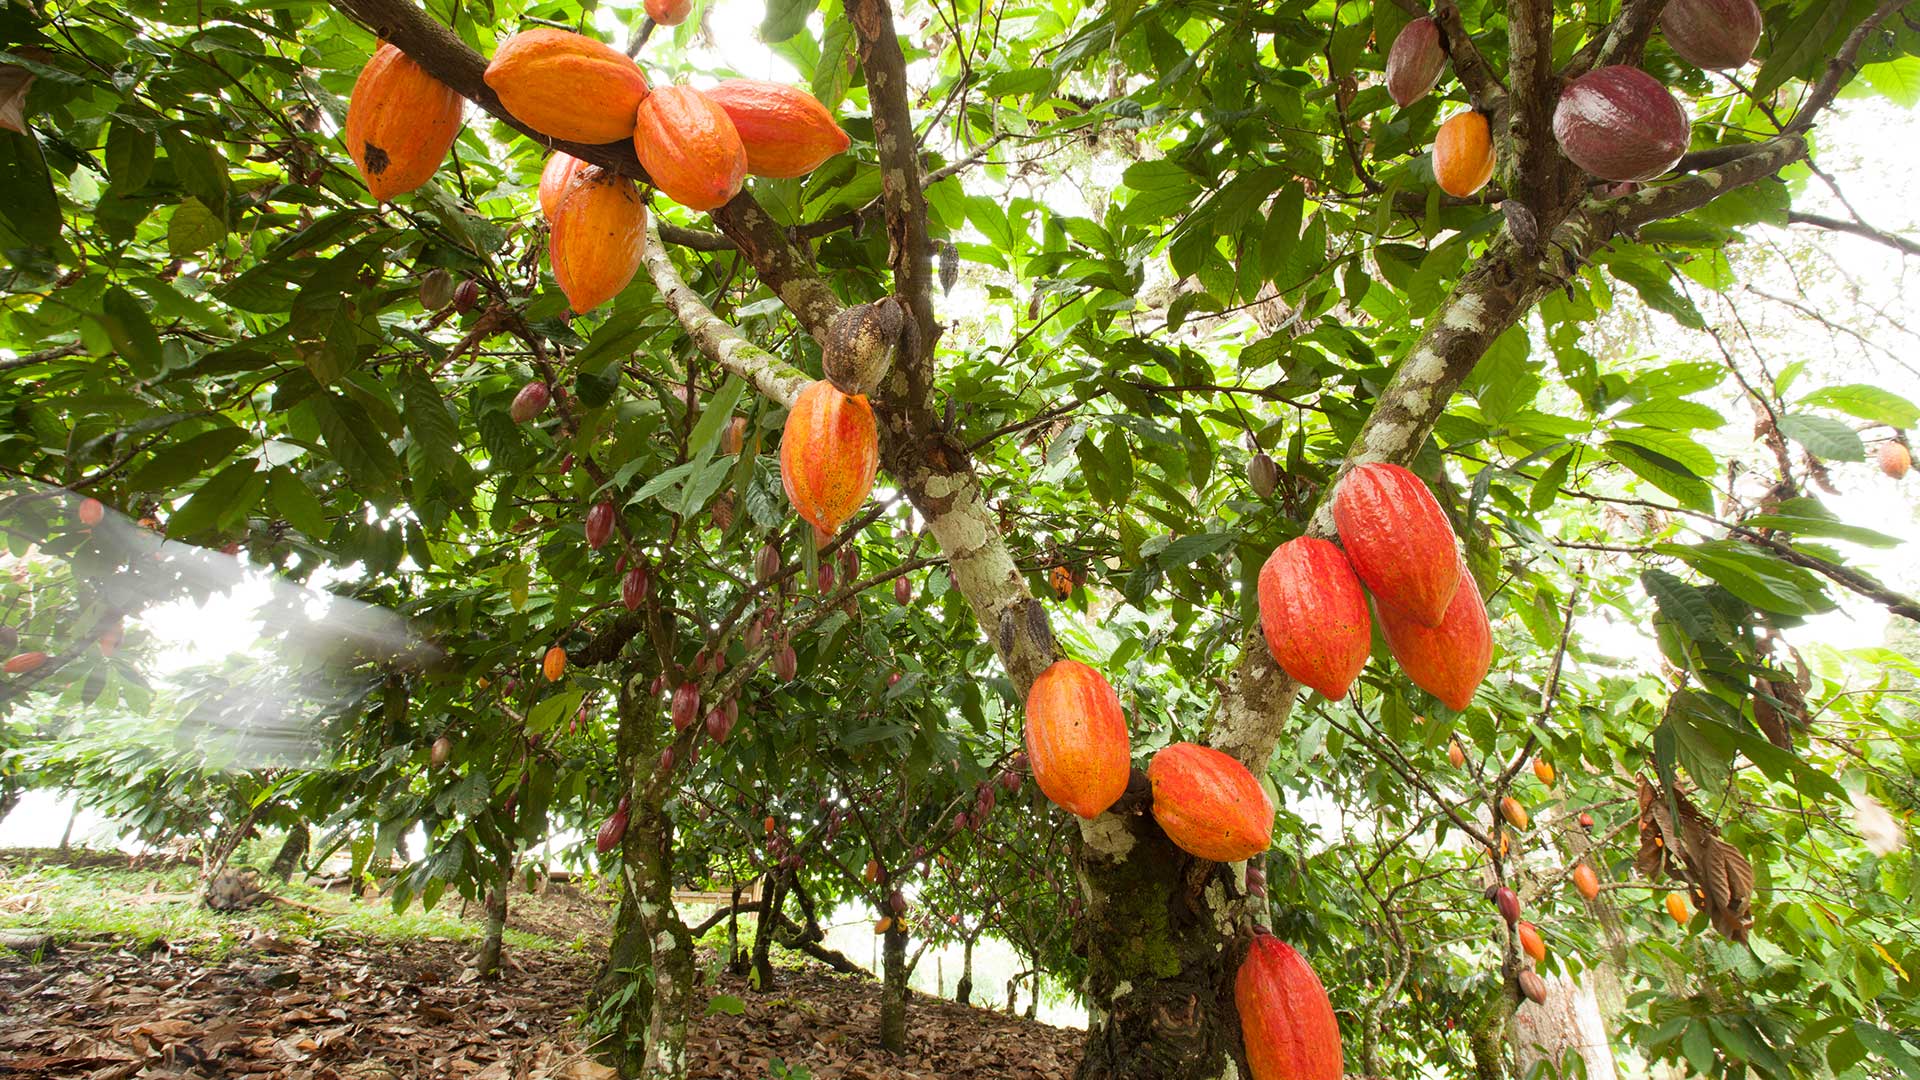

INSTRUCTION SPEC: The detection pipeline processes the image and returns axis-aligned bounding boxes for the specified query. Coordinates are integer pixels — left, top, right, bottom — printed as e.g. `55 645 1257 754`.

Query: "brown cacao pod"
453 278 481 313
1386 17 1447 108
1572 863 1600 901
779 380 879 536
1517 970 1548 1005
345 44 465 202
510 380 550 423
822 299 903 397
1377 562 1490 712
1333 462 1460 627
1517 920 1547 965
1256 537 1371 700
1235 934 1344 1080
632 85 748 212
543 645 567 682
1878 441 1910 479
1246 452 1279 498
1148 742 1274 863
549 166 648 314
1553 66 1690 182
538 152 587 219
418 267 455 310
1433 110 1495 197
1492 885 1521 924
485 29 649 144
430 735 452 768
645 0 694 27
1661 0 1763 70
702 79 852 179
1024 659 1131 819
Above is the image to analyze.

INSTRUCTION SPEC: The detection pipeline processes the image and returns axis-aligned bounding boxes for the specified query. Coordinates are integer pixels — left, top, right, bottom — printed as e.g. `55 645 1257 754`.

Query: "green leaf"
159 129 229 219
98 287 165 376
687 376 747 462
1157 532 1234 569
165 461 261 538
129 426 251 491
1797 384 1920 428
104 119 155 190
1776 414 1865 462
269 468 329 537
399 367 468 485
310 393 402 492
1612 399 1726 431
1609 427 1715 478
527 689 584 734
1642 569 1717 641
0 130 61 248
1754 1 1856 98
706 994 747 1017
166 196 226 257
1605 441 1714 512
761 0 818 42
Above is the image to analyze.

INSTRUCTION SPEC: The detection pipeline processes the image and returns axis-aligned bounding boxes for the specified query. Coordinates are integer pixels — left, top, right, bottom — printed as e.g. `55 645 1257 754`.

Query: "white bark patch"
1401 344 1447 385
1080 812 1137 858
1440 292 1490 332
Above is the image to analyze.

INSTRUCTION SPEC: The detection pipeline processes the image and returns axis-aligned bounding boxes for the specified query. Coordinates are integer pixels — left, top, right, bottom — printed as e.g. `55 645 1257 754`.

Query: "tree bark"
750 870 785 991
727 875 745 975
880 923 909 1052
476 848 512 977
956 935 974 1006
268 824 308 880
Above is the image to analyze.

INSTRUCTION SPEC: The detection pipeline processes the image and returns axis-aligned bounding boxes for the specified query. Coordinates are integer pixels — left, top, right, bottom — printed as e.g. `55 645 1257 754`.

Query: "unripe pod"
1661 0 1763 70
1246 452 1279 498
817 562 836 593
1386 17 1447 107
1448 739 1466 769
893 576 913 605
510 381 551 424
585 501 617 550
658 746 675 772
1334 462 1460 627
888 889 906 915
1879 442 1911 479
886 670 902 688
622 564 650 611
1433 111 1495 198
1517 970 1548 1005
744 619 765 651
756 542 781 582
953 811 969 831
998 769 1021 794
671 683 701 731
418 268 455 311
1517 921 1547 964
1572 863 1600 901
1491 885 1521 925
1500 796 1529 831
1553 66 1690 183
596 807 629 853
650 673 668 697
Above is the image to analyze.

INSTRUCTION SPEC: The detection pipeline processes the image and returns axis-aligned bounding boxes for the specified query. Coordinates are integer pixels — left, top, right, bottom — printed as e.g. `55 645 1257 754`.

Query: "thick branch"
1432 2 1508 112
1504 0 1557 216
641 221 811 409
1582 0 1669 73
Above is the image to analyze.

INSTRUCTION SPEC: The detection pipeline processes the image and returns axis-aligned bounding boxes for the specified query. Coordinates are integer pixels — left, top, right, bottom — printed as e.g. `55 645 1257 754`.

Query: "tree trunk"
727 875 745 974
1469 989 1515 1080
749 870 785 991
57 802 80 853
476 849 512 977
956 935 974 1006
269 824 308 880
880 923 909 1052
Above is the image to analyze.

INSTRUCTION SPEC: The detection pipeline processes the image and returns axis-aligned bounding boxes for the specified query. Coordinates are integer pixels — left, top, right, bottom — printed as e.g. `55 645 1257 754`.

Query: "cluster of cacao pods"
1256 462 1490 712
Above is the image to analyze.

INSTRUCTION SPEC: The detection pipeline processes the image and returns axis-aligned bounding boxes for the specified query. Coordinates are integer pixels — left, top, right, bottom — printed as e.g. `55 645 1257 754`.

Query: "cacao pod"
622 564 650 610
1533 758 1555 786
671 683 701 731
1246 452 1279 498
1517 970 1548 1005
888 889 906 915
722 416 748 456
418 267 455 310
763 814 777 836
817 562 836 593
774 640 798 681
585 500 616 550
702 79 852 179
779 380 879 536
1579 811 1595 829
1500 796 1529 830
1492 885 1521 924
756 542 781 581
864 859 882 883
510 380 550 423
1049 565 1074 599
822 299 903 397
1148 742 1275 863
1024 659 1131 820
1572 863 1600 901
1517 920 1547 965
537 152 588 219
1447 739 1466 769
1256 537 1372 701
1879 441 1910 479
1552 66 1690 182
704 704 734 743
874 917 892 934
1433 110 1495 198
346 44 465 202
542 645 567 682
658 747 675 772
1377 563 1491 712
954 810 970 831
430 735 452 768
96 623 123 658
1665 890 1689 925
632 85 748 212
77 497 105 527
1661 0 1763 70
485 29 649 144
1386 17 1447 108
1331 462 1458 625
596 807 629 853
549 166 648 314
646 0 694 27
1234 934 1344 1080
453 278 481 313
893 576 913 605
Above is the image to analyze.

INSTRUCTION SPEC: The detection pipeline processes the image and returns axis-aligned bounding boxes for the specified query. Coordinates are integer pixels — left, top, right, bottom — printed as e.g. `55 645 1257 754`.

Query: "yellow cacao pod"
549 166 649 314
345 44 465 202
485 29 650 144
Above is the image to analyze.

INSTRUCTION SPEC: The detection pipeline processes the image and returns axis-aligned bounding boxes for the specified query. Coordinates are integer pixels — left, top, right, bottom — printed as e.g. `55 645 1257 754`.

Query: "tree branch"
1787 211 1920 257
641 220 811 409
1432 2 1508 112
1783 0 1907 135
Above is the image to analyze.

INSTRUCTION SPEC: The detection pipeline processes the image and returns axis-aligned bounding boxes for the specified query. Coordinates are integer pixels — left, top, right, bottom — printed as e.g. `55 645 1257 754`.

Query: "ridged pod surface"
1256 537 1371 700
1234 934 1344 1080
549 167 648 313
345 44 465 202
1572 863 1601 901
485 29 650 144
633 86 748 211
1666 891 1690 924
538 153 587 219
779 380 879 535
1377 564 1491 712
1023 659 1131 819
1662 0 1763 70
1879 442 1910 479
702 80 852 179
542 645 567 682
1386 17 1447 107
1518 921 1547 964
3 652 47 675
1148 742 1274 863
1333 462 1460 626
1434 111 1495 197
1553 66 1690 182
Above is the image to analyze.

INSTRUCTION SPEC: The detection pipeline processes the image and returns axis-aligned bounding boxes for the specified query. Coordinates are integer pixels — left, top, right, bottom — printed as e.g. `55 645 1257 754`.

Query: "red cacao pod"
1333 462 1459 626
1256 537 1371 700
585 500 616 550
549 166 648 314
1517 920 1547 964
632 85 748 212
1386 17 1446 108
1377 563 1490 712
780 380 879 536
1579 811 1595 829
485 29 649 144
1433 110 1495 198
701 80 852 179
538 152 587 219
1235 934 1344 1080
671 683 701 731
596 807 629 853
1024 659 1131 820
1148 742 1274 863
1517 970 1548 1005
744 618 765 651
542 646 567 682
893 576 913 605
1879 442 1911 479
1553 66 1690 183
1492 885 1521 924
453 279 481 313
774 641 798 681
77 497 105 527
1661 0 1762 70
953 810 970 831
510 380 550 423
888 889 907 915
998 769 1021 794
704 704 734 743
646 0 694 27
658 746 675 772
346 44 465 202
622 564 650 611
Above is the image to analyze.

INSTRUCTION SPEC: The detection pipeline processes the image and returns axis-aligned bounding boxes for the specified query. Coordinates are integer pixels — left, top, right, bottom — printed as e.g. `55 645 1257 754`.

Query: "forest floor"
0 848 1081 1079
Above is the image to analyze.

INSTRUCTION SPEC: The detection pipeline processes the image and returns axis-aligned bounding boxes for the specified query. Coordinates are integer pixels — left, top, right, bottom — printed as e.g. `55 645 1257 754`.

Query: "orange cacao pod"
485 29 649 144
1517 920 1547 964
1049 565 1074 599
4 651 47 675
1447 738 1466 769
1024 659 1131 819
538 152 587 219
1377 562 1490 712
77 497 105 527
345 44 465 202
1235 934 1344 1080
1148 742 1274 863
1533 757 1555 786
1879 441 1910 479
779 380 879 536
874 916 892 934
1572 863 1600 901
1499 795 1529 830
1333 462 1460 627
702 80 852 179
543 645 567 682
549 166 648 314
1433 111 1495 197
632 85 748 212
1665 890 1690 924
646 0 694 27
1256 537 1371 700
